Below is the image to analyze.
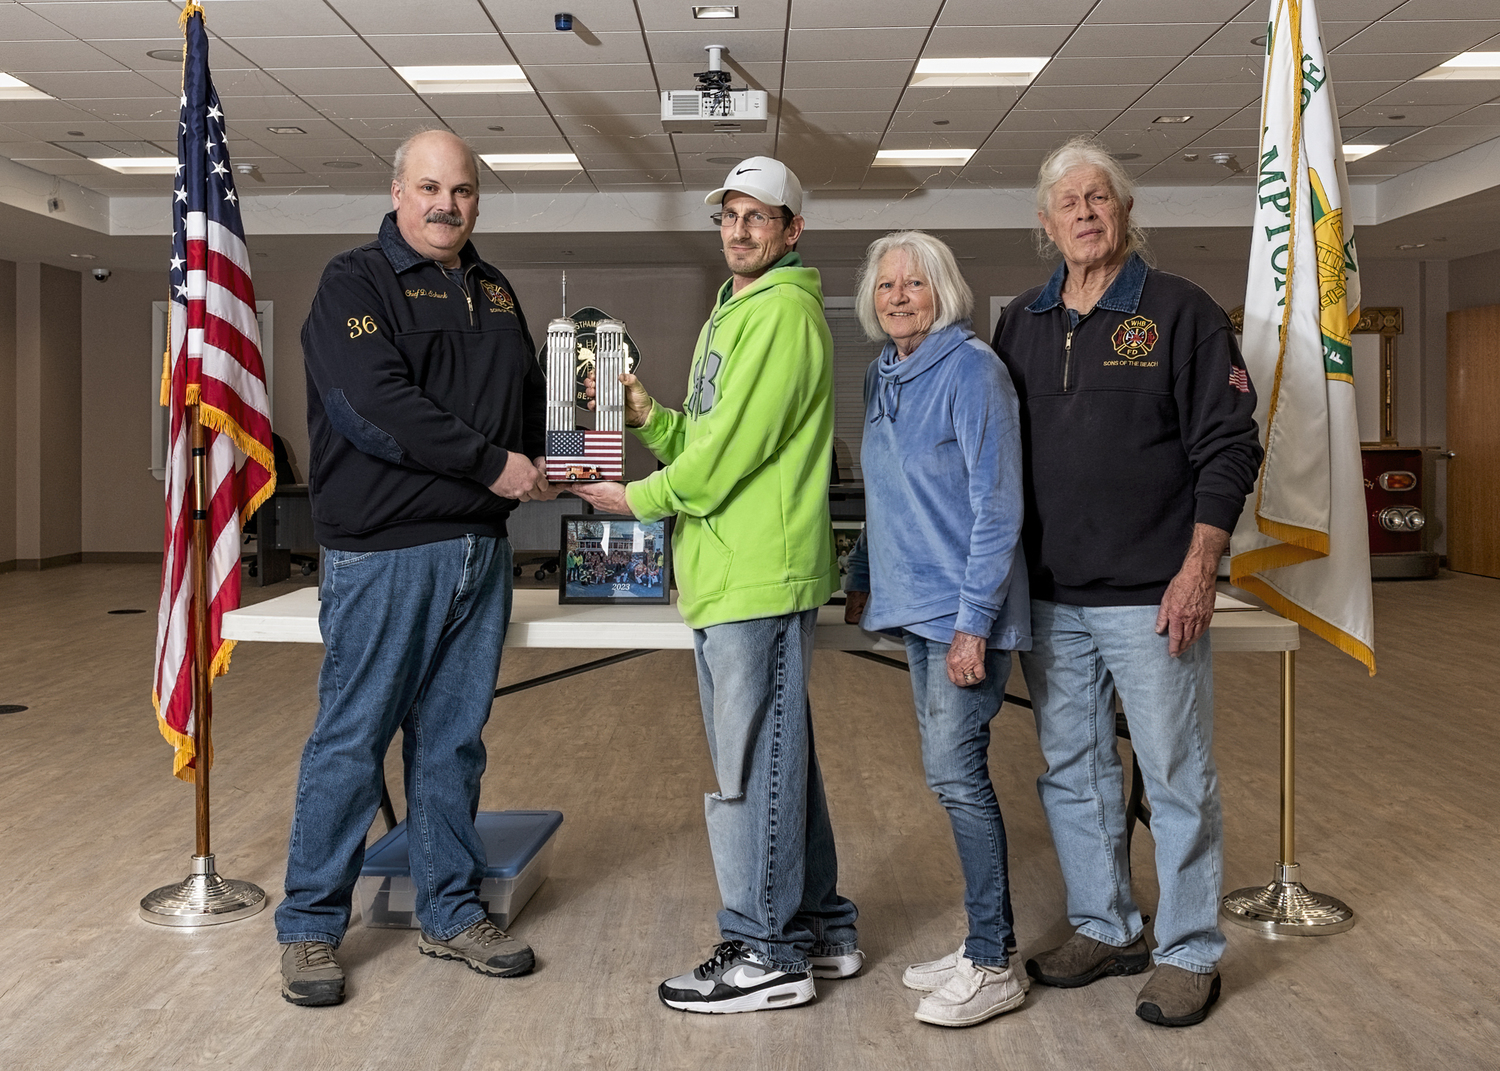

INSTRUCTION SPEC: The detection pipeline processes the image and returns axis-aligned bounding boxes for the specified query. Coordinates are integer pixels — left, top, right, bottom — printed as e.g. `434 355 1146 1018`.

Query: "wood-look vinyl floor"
0 565 1496 1071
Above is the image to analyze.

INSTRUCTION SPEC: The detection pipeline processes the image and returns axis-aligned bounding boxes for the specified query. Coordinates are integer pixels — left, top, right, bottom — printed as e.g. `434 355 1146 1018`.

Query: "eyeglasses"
711 209 790 230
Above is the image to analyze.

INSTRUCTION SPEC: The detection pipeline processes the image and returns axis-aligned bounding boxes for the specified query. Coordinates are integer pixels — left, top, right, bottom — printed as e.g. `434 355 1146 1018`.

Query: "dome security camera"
91 267 112 281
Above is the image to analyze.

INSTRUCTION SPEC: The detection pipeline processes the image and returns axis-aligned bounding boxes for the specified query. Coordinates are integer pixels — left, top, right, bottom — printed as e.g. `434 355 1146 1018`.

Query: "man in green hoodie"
571 157 860 1014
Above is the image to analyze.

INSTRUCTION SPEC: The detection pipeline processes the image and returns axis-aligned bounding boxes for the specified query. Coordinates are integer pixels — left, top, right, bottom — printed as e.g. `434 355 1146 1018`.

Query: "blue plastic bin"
354 809 563 929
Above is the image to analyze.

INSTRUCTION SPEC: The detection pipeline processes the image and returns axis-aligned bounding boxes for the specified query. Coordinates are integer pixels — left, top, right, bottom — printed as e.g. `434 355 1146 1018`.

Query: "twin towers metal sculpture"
543 300 628 484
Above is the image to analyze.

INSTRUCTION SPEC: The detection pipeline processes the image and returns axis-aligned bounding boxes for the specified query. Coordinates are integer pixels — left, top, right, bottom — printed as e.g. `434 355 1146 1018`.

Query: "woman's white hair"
1033 135 1150 261
854 231 975 343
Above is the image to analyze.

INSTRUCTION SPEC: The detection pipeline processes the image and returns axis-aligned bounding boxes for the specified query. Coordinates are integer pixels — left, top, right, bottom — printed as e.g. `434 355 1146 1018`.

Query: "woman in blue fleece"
843 231 1030 1028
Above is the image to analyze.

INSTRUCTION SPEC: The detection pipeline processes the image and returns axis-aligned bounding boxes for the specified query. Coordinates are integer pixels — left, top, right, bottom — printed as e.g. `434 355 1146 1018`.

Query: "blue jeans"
904 634 1016 967
693 609 859 971
1020 600 1225 974
276 535 513 947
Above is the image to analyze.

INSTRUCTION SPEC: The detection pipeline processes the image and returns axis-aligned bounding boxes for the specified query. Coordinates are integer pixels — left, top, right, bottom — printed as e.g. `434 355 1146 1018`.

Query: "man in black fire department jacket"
275 129 552 1007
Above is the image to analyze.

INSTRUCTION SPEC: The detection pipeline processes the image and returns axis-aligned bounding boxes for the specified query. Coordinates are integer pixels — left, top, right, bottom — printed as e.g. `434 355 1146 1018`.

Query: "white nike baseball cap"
705 156 803 216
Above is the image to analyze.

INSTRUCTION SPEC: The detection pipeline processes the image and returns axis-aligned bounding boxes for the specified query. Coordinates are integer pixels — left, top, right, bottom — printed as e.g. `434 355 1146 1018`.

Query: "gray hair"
1033 136 1149 261
391 129 482 188
854 231 975 343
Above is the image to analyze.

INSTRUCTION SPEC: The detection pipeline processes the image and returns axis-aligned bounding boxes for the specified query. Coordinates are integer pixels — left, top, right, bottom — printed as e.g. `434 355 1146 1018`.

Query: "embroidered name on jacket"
481 279 516 313
1110 315 1159 361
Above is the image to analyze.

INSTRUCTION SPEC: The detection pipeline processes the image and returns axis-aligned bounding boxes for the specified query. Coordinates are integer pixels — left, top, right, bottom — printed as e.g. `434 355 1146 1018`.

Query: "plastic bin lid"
362 809 563 879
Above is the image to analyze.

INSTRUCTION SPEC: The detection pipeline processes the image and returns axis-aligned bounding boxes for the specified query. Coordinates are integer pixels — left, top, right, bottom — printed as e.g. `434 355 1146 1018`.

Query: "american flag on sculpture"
1230 0 1374 673
152 1 276 779
546 431 625 481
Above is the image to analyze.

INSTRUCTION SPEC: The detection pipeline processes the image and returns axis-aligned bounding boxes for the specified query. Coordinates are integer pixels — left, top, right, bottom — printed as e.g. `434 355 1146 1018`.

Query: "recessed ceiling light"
692 4 739 17
395 65 531 94
1416 51 1500 80
324 160 362 169
487 125 506 132
910 57 1050 88
932 119 950 126
1183 153 1199 161
1343 143 1383 161
66 130 85 137
145 48 184 62
1386 114 1406 120
481 152 581 171
266 126 306 135
873 148 975 167
1154 115 1192 124
1251 35 1267 47
92 156 177 174
68 252 97 260
0 73 51 100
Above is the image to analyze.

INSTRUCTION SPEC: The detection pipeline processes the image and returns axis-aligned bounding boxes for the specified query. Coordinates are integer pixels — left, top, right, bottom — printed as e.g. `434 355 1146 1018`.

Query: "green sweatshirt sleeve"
625 293 827 523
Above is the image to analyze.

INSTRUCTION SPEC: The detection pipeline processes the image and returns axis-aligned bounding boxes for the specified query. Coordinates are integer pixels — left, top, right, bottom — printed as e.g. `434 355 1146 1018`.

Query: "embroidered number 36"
347 315 378 338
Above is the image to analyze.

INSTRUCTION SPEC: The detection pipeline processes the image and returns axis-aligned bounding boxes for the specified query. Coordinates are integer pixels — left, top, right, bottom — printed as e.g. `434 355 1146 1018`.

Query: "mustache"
424 209 465 226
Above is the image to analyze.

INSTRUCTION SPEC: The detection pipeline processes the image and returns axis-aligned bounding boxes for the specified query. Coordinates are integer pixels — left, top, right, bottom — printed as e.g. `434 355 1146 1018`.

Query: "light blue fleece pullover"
845 321 1030 650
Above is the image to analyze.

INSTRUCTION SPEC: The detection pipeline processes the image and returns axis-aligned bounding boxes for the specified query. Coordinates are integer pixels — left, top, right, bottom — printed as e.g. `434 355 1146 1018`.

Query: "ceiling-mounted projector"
661 45 768 133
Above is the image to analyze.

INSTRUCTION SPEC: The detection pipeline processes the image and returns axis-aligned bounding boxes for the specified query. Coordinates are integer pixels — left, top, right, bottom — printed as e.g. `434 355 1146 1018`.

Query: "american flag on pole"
546 430 624 481
152 2 276 779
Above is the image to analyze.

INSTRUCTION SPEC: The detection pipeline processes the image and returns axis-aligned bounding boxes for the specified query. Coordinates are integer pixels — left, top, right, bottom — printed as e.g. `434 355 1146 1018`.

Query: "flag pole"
1220 649 1354 935
139 408 267 927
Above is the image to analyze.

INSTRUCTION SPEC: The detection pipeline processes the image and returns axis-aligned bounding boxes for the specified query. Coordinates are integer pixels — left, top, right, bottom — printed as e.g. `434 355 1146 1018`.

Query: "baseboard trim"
0 560 15 574
10 552 85 571
81 552 162 565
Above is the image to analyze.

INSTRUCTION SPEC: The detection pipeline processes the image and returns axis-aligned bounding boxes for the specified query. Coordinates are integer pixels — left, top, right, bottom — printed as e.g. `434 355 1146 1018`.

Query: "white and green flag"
1230 0 1375 674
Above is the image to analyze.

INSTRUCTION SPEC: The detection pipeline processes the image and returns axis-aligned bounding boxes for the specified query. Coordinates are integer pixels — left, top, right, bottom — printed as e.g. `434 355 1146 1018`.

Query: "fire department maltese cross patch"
1111 315 1159 360
480 279 515 314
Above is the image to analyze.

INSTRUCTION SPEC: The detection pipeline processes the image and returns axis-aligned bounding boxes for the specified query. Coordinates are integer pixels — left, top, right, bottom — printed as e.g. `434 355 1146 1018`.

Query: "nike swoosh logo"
722 965 771 987
734 167 762 174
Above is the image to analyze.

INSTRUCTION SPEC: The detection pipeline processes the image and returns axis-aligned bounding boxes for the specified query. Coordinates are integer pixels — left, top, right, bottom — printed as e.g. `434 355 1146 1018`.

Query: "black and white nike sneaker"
658 940 816 1014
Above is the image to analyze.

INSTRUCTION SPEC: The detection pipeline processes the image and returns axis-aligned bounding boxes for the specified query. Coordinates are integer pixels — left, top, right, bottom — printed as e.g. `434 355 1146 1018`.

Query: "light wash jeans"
1020 600 1225 974
693 609 859 971
905 634 1016 967
276 535 513 947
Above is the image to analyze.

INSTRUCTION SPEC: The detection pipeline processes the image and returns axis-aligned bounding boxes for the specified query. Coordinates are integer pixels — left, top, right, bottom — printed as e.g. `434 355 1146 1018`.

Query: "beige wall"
1449 248 1500 311
0 260 14 566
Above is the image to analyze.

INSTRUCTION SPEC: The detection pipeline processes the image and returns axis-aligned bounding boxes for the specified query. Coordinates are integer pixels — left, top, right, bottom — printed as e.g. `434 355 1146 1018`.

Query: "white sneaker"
914 957 1027 1028
658 941 815 1014
904 944 1028 993
809 949 865 979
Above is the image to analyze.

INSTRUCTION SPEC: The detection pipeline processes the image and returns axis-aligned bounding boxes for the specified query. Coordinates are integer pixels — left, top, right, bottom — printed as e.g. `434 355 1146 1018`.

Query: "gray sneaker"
1136 965 1222 1027
418 918 536 977
1024 932 1150 988
809 948 865 979
280 941 345 1007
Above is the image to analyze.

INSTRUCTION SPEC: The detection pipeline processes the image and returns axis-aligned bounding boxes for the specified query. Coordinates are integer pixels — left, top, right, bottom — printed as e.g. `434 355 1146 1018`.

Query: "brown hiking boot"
417 917 535 977
280 941 345 1006
1136 964 1221 1026
1024 931 1150 988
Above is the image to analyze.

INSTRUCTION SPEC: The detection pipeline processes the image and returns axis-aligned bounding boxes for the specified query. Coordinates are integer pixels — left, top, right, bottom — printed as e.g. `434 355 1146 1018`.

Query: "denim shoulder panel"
324 388 404 465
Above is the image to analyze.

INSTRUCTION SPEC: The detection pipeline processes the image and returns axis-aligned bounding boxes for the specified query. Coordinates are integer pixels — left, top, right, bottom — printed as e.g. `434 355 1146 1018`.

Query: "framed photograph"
559 514 672 605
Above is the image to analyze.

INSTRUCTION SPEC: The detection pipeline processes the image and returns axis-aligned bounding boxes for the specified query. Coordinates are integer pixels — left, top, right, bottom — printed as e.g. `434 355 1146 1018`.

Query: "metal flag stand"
140 410 267 927
1221 650 1354 936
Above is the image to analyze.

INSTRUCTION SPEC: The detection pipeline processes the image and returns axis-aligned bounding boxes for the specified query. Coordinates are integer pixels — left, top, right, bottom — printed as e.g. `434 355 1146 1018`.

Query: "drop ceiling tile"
783 88 905 113
780 110 893 135
195 0 357 36
494 170 595 190
583 166 679 183
501 31 650 65
266 68 411 97
1086 0 1245 22
337 116 441 139
898 85 1026 114
91 38 252 71
1131 83 1261 110
1164 56 1263 85
0 3 79 41
225 36 384 69
859 170 960 190
239 136 369 157
303 94 437 121
1339 102 1476 125
0 40 125 72
564 133 675 155
1364 81 1500 108
1334 19 1500 54
669 131 776 154
421 93 543 117
360 34 512 66
1108 106 1242 131
440 114 563 137
20 1 179 39
573 150 678 168
0 98 104 121
938 0 1095 25
784 28 921 63
555 113 666 138
1325 52 1457 82
326 0 497 35
544 90 660 116
924 25 1076 55
1034 56 1183 87
789 0 941 29
888 111 998 134
212 95 341 123
1332 81 1407 111
4 118 139 140
646 29 785 65
1019 84 1152 110
1389 126 1500 149
1059 22 1221 58
878 131 987 153
950 164 1049 186
976 129 1099 153
998 107 1121 131
75 99 184 124
517 63 657 94
486 0 643 34
784 60 918 91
